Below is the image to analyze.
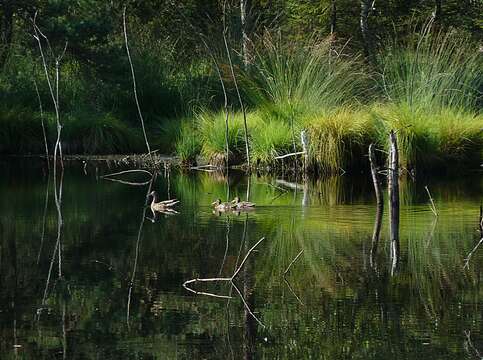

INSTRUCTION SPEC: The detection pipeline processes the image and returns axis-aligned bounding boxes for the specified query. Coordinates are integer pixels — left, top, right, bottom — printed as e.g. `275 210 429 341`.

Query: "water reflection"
0 160 482 358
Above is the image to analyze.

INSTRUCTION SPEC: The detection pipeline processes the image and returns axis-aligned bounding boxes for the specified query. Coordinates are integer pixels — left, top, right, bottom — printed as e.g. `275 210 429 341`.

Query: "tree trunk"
360 0 373 62
330 0 337 35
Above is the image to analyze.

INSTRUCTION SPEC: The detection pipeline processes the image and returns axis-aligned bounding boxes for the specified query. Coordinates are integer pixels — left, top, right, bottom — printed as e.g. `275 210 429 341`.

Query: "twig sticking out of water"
183 237 266 327
283 250 304 277
283 250 304 306
463 236 483 269
424 185 438 216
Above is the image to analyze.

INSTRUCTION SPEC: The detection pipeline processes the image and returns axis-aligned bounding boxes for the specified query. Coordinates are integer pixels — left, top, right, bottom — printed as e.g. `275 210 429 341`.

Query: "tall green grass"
244 35 367 117
378 27 482 112
174 121 201 166
197 110 247 166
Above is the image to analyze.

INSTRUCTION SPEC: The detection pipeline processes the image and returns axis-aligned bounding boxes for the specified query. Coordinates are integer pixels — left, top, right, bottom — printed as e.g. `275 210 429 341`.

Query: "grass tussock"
197 110 247 166
378 27 482 112
174 121 201 166
244 35 367 118
306 109 374 174
249 114 295 166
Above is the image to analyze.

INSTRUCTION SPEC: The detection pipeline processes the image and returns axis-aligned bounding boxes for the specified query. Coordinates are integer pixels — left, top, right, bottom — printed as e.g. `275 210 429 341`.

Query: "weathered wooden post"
388 130 400 274
369 143 383 267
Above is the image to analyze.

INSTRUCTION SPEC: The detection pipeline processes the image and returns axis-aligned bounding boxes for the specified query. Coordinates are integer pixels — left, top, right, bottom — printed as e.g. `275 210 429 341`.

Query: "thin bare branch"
231 281 265 328
283 250 304 277
463 236 483 269
123 7 152 160
232 237 265 280
101 169 153 178
425 185 438 216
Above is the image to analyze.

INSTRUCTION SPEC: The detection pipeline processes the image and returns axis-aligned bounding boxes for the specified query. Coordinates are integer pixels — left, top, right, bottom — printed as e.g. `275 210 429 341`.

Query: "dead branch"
123 7 152 160
463 236 483 269
283 250 304 277
182 237 266 325
231 281 265 328
33 78 50 169
424 185 438 216
232 237 265 279
274 151 306 160
101 169 153 178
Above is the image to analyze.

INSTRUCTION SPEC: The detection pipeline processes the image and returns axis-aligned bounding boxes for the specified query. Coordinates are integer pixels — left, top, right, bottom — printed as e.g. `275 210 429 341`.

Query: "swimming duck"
211 199 236 212
148 191 179 212
231 196 256 209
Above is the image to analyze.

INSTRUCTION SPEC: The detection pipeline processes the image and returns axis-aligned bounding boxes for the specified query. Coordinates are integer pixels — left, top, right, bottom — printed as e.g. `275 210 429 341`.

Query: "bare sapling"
32 12 67 177
222 2 251 168
32 13 67 283
123 7 152 162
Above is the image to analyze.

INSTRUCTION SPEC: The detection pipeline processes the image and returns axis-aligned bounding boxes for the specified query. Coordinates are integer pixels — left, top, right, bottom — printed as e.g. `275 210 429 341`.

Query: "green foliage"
0 106 53 154
62 111 143 154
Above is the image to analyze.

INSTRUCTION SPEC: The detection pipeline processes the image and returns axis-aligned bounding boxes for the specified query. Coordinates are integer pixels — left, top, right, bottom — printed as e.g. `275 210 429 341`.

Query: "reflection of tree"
127 176 155 327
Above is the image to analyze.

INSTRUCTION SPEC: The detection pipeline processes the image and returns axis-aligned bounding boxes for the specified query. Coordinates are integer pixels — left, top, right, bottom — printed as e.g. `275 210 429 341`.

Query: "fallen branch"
182 237 266 326
275 151 306 160
101 169 153 178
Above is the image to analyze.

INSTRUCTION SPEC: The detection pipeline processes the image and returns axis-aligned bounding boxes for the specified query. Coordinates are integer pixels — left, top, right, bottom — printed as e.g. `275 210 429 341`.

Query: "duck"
211 199 236 212
231 196 256 209
147 191 179 212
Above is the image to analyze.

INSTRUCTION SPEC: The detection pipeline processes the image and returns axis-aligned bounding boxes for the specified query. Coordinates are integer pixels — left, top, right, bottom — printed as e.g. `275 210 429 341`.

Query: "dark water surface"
0 159 482 359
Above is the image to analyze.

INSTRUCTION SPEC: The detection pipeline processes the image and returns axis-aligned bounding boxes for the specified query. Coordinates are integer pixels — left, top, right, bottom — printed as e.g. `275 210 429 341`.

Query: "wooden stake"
369 144 383 267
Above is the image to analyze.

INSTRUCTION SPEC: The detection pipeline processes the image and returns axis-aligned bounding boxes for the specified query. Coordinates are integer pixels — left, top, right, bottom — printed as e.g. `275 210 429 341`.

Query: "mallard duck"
231 196 256 209
211 199 236 212
148 191 179 212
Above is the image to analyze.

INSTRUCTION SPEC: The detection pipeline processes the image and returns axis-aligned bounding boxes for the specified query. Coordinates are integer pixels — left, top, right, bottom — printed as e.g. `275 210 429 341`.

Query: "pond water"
0 159 482 359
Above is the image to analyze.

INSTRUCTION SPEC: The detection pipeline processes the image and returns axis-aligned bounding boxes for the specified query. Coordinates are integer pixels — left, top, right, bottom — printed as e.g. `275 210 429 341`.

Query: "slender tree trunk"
360 0 374 62
330 0 337 35
123 7 152 161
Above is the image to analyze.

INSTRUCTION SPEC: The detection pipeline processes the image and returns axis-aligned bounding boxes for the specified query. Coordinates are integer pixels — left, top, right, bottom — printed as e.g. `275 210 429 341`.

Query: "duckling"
148 191 179 212
211 199 236 212
231 196 256 209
